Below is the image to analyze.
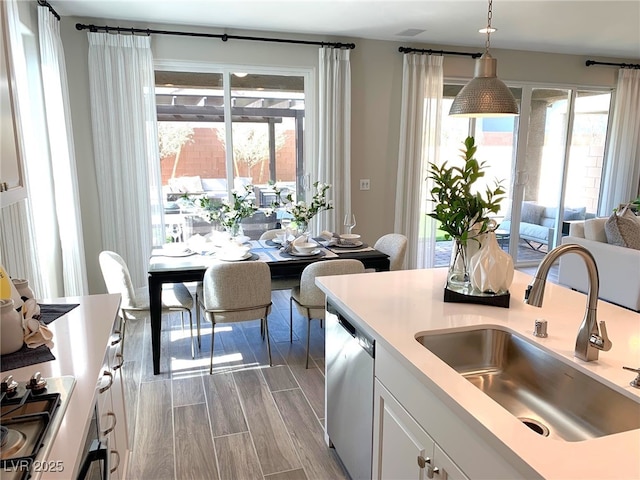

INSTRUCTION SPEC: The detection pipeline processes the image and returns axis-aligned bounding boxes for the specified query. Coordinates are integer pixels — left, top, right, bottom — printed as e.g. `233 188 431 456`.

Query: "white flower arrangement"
273 181 333 227
195 184 258 234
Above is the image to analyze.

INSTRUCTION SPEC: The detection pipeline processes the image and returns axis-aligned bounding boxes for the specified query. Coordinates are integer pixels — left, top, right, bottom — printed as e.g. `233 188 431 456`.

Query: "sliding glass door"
511 87 611 265
435 84 612 269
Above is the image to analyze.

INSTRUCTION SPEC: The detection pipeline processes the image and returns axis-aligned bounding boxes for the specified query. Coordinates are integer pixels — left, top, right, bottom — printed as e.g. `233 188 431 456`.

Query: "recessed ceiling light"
233 72 248 78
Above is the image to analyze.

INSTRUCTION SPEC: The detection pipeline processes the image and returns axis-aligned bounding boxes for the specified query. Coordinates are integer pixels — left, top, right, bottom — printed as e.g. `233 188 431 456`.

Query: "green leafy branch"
427 136 505 242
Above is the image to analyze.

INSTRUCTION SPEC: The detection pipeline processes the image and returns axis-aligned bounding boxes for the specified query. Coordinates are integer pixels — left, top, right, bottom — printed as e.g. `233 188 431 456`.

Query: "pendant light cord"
485 0 493 53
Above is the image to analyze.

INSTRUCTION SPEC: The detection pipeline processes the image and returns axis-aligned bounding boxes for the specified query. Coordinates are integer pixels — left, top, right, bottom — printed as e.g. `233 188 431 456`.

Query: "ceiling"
53 0 640 60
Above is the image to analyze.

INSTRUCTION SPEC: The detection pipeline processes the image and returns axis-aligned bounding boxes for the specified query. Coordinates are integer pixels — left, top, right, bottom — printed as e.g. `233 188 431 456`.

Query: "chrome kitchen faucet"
524 243 612 361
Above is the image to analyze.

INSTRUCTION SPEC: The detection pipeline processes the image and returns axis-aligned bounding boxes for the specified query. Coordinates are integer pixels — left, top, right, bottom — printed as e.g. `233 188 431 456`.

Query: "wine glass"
344 214 356 234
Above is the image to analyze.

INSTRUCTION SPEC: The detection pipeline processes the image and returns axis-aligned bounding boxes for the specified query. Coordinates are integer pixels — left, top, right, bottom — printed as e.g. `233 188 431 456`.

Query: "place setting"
280 241 326 259
214 242 259 262
322 214 374 252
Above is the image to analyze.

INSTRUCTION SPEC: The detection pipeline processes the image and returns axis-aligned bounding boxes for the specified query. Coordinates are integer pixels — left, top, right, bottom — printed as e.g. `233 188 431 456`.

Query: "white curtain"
600 68 640 214
0 201 42 295
394 54 443 269
316 47 351 233
87 33 162 287
38 6 88 296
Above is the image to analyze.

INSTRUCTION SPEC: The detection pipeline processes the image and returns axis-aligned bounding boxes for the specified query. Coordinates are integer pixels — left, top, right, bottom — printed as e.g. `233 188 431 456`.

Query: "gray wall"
58 16 628 294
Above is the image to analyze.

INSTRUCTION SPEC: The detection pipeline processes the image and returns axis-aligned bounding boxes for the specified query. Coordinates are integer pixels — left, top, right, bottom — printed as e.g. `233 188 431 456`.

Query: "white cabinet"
374 344 537 479
95 326 129 479
373 379 467 480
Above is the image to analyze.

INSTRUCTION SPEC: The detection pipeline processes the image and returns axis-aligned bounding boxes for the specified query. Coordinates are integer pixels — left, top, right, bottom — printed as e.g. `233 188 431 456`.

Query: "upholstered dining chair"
290 259 365 368
259 228 285 241
197 261 273 374
98 250 194 356
373 233 408 271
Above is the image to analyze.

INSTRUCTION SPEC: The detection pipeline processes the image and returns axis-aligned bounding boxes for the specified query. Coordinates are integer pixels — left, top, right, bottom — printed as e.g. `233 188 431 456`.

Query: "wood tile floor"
122 270 559 480
122 288 348 480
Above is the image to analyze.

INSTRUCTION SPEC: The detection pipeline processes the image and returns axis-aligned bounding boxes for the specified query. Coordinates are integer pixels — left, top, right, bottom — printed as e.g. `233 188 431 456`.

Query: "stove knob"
1 375 18 394
26 372 47 393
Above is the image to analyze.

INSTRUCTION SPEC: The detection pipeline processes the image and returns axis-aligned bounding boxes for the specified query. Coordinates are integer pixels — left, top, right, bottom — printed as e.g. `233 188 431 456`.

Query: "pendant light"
449 0 519 117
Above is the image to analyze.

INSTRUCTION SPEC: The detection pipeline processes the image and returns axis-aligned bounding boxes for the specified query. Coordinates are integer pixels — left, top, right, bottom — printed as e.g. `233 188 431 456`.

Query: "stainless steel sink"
415 327 640 441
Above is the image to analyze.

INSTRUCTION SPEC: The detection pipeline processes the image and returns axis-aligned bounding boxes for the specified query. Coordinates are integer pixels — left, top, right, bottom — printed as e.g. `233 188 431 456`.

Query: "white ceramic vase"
468 231 514 294
12 278 35 300
1 298 25 354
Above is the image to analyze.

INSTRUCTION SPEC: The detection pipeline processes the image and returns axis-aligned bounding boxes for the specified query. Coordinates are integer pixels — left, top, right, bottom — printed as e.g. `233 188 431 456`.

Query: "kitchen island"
1 294 125 479
317 269 640 479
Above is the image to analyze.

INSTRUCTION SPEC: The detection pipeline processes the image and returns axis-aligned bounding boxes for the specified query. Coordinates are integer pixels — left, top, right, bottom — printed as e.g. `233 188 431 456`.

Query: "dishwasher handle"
329 303 375 358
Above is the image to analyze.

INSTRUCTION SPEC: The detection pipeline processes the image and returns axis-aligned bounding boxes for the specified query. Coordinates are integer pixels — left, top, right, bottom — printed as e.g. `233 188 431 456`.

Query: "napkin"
319 230 339 246
292 235 308 246
22 298 54 349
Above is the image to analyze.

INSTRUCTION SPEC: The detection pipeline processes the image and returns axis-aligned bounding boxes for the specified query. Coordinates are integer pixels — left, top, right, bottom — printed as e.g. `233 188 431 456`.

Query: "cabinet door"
108 332 129 479
96 362 118 478
434 444 468 480
373 379 434 480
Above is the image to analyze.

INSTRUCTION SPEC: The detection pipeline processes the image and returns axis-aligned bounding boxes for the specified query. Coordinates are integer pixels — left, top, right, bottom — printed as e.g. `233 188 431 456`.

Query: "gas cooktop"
0 374 75 480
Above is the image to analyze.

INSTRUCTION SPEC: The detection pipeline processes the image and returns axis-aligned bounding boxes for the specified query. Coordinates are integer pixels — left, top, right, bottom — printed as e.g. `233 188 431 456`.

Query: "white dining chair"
259 228 285 241
290 259 365 368
197 261 273 374
98 250 195 356
372 233 408 271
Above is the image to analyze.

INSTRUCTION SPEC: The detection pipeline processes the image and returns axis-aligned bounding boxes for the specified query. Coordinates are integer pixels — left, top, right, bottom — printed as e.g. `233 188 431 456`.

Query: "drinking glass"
344 214 356 234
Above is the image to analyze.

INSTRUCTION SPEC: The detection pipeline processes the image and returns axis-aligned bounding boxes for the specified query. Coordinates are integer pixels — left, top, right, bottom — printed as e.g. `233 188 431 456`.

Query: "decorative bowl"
294 242 317 254
339 233 361 243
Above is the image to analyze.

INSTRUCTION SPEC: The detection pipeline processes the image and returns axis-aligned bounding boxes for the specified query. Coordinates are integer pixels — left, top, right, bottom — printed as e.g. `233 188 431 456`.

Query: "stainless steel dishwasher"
325 301 375 480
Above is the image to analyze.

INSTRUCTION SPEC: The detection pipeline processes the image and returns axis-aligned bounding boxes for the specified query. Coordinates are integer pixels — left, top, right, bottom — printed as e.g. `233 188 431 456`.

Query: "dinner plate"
289 248 322 257
218 252 252 262
271 238 283 245
332 240 364 249
159 248 197 257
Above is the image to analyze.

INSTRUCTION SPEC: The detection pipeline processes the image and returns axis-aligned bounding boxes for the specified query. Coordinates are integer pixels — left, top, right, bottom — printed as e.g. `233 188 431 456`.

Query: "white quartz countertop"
1 294 121 479
317 269 640 479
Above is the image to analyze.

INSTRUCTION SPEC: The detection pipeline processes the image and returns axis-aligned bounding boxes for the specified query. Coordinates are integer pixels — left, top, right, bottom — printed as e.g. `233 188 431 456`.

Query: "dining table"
148 238 390 374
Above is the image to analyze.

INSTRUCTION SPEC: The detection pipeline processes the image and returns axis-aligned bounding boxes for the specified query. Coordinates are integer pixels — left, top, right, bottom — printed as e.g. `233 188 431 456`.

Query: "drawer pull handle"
102 411 117 436
110 330 122 346
109 449 120 474
98 370 113 393
113 353 124 370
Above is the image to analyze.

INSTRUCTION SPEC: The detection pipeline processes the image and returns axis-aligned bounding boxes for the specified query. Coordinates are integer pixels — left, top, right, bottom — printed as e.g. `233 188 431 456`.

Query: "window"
155 70 307 242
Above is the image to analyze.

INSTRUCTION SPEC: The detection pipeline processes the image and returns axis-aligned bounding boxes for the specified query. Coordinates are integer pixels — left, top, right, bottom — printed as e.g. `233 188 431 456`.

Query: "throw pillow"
584 218 608 243
521 202 545 225
168 175 203 193
563 207 586 221
604 208 640 250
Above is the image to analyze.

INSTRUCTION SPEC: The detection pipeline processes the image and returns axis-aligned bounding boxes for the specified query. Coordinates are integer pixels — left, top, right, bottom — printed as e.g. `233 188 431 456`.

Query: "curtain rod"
37 0 60 21
75 23 356 49
398 47 481 58
586 60 640 69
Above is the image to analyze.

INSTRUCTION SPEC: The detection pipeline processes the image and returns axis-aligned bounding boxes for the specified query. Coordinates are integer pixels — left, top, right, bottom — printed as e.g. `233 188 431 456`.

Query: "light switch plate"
360 179 370 190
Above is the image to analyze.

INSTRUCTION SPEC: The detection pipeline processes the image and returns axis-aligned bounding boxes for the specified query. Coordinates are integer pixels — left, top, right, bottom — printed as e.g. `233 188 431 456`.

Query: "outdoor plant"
427 136 505 243
196 184 258 235
272 181 333 230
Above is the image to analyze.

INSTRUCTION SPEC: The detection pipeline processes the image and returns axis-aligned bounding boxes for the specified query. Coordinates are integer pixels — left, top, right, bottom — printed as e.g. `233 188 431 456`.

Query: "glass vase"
294 220 309 237
225 222 242 238
447 238 471 292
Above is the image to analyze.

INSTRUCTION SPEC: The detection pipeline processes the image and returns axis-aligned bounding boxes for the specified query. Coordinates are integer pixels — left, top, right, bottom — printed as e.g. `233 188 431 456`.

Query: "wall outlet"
359 179 371 190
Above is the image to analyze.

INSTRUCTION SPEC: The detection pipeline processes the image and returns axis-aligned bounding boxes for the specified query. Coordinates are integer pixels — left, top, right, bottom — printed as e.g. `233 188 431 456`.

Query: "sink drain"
519 417 550 437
